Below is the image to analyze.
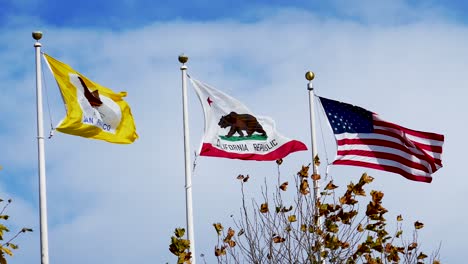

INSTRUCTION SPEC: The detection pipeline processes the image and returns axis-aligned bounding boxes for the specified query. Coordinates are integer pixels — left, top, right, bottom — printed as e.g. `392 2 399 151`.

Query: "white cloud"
0 6 466 263
329 0 449 25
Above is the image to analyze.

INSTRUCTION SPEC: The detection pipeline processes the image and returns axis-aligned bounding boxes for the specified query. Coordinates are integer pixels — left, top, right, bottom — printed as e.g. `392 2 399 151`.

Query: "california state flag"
190 77 307 161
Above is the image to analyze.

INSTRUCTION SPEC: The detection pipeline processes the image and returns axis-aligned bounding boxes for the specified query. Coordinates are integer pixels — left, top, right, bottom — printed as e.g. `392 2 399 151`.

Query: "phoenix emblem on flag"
78 76 102 107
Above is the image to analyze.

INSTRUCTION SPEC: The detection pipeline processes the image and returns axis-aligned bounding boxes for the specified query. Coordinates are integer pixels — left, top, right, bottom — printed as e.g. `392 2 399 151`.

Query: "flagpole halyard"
306 71 323 262
179 54 196 263
33 31 50 264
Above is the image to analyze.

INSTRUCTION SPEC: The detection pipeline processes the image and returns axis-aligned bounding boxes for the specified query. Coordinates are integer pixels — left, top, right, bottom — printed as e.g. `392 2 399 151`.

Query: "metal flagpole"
33 31 50 264
306 71 323 262
179 54 196 263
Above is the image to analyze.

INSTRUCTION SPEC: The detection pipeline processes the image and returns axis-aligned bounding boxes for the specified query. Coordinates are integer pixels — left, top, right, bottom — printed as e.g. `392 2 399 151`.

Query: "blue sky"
3 1 332 27
2 0 467 28
0 0 467 263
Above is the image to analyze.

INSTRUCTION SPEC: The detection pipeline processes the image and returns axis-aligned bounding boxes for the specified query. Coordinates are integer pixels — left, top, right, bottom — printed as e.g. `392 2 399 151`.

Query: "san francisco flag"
190 77 307 161
43 54 138 144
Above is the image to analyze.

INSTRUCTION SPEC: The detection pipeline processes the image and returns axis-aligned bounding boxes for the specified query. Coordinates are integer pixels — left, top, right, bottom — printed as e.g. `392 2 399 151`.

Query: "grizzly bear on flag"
218 112 267 138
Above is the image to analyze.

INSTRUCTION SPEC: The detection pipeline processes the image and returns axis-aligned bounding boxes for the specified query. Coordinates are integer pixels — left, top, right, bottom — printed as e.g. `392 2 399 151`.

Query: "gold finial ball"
32 31 43 40
178 54 188 64
305 71 315 81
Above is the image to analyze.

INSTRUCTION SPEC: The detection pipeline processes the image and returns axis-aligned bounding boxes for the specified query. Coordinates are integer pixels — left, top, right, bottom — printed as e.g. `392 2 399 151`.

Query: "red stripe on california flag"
200 140 307 161
333 160 432 183
336 150 432 173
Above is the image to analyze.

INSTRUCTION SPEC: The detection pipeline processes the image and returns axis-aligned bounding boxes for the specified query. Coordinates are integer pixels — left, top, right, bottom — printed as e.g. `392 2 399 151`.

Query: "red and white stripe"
333 115 444 183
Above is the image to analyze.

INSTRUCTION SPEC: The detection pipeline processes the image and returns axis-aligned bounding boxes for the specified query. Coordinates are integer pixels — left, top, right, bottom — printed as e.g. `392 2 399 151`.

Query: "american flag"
319 96 444 183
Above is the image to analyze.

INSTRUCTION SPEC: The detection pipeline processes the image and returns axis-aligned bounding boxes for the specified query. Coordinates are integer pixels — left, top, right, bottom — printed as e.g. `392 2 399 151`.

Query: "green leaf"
288 215 297 222
414 221 424 230
357 223 364 232
213 223 223 235
174 228 185 238
300 224 307 232
325 219 339 233
395 230 403 238
8 243 18 250
1 247 12 256
417 252 428 259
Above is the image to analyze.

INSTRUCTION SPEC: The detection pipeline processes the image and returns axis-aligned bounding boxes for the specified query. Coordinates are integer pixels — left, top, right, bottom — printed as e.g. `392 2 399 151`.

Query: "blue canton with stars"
319 97 374 134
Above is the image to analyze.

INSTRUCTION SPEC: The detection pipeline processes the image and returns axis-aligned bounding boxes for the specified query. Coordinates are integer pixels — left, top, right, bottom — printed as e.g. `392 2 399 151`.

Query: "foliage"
211 161 441 263
0 198 33 264
169 228 192 263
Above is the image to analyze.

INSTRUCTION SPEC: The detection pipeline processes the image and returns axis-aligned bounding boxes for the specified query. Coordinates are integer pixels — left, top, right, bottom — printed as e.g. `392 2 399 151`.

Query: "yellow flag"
43 54 138 144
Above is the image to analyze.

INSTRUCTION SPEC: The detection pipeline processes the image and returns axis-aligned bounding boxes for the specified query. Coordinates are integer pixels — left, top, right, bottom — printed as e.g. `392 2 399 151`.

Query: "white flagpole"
179 54 196 262
306 71 322 262
33 31 50 264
